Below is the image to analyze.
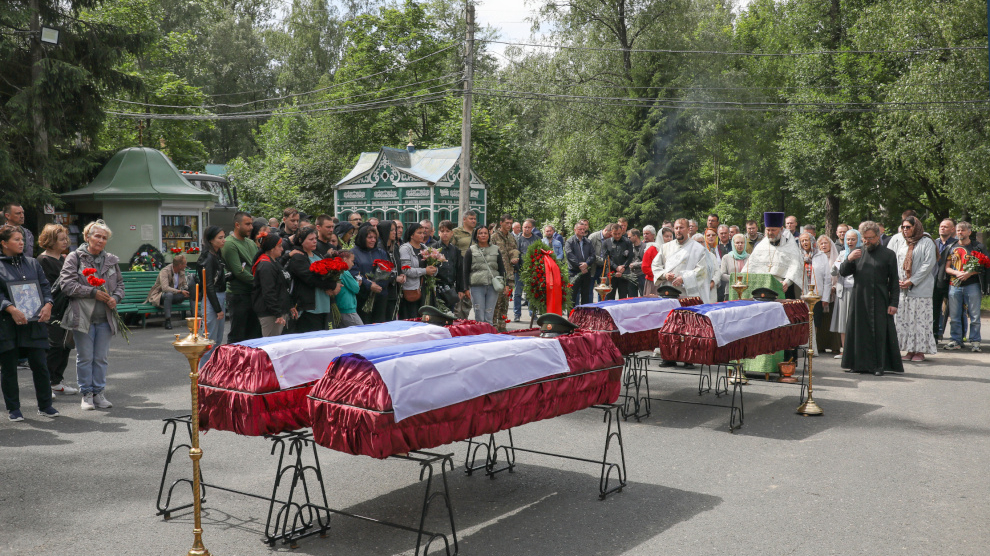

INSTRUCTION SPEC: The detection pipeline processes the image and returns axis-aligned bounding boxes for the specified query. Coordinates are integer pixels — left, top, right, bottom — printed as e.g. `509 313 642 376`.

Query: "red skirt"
308 330 624 458
656 300 809 365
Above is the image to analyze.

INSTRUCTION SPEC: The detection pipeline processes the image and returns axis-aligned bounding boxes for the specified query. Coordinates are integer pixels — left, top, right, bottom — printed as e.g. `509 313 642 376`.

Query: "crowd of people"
1 200 987 421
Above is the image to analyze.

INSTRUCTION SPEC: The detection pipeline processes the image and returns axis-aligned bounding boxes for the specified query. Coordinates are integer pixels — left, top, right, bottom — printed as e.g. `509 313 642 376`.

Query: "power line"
106 89 457 120
474 77 990 92
109 72 462 110
486 39 989 57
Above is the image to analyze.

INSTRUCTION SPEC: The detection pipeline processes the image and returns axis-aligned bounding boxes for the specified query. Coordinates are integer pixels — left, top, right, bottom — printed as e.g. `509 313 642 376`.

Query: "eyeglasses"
901 225 912 229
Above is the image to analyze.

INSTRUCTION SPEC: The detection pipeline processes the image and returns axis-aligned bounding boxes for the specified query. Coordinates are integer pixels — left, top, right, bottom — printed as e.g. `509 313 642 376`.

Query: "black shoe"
682 363 696 369
874 370 884 376
164 320 172 330
659 360 677 368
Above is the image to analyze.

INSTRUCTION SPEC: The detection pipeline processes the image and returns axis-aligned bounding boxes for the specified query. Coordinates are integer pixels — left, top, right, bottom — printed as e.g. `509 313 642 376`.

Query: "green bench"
117 271 194 328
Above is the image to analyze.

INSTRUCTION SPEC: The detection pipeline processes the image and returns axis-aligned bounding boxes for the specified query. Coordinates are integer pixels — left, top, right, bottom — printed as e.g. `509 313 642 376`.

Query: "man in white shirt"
651 218 709 302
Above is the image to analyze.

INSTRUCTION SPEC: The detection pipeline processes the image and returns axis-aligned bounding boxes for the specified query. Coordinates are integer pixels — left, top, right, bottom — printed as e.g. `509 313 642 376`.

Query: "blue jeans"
948 283 982 343
513 271 524 318
73 322 112 395
470 285 498 325
200 292 225 369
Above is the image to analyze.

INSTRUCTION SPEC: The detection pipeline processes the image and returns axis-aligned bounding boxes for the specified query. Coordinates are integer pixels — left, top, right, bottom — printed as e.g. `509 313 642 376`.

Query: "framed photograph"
6 280 44 322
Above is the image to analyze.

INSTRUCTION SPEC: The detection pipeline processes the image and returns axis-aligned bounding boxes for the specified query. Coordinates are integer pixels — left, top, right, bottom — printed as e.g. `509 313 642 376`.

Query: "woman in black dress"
35 224 76 395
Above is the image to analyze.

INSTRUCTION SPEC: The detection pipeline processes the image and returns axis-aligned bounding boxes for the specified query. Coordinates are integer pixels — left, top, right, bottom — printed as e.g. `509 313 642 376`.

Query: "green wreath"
521 241 574 316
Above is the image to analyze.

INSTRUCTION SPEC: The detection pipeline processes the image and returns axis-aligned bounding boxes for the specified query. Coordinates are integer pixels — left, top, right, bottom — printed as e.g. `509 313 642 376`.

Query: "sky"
474 0 753 60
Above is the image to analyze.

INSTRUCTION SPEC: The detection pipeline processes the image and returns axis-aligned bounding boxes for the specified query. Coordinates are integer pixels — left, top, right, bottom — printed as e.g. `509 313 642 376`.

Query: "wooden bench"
117 271 194 328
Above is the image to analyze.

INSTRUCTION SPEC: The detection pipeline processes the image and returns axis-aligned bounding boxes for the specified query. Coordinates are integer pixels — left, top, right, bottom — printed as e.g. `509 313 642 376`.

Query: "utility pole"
458 2 474 223
29 0 49 191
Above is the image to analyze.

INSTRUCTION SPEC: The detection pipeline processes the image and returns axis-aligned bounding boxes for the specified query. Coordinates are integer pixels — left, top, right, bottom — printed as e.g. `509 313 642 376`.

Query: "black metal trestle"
462 404 627 500
155 415 458 554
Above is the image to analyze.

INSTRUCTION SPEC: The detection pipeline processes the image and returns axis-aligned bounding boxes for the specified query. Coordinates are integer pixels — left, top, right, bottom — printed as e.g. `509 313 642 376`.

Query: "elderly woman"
1 225 59 421
398 223 438 319
830 229 861 357
799 232 831 354
719 233 749 292
889 216 938 361
36 223 76 395
60 220 125 411
816 234 842 354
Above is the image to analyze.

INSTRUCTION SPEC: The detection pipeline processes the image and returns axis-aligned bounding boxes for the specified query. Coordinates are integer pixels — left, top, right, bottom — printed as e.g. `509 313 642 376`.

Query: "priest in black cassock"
839 221 904 376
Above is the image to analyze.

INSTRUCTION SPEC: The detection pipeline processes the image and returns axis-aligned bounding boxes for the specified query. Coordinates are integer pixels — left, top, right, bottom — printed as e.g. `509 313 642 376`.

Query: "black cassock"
839 245 904 373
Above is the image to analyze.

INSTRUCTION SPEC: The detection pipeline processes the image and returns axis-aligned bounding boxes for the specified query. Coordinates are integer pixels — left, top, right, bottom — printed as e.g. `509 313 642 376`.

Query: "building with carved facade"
333 145 488 227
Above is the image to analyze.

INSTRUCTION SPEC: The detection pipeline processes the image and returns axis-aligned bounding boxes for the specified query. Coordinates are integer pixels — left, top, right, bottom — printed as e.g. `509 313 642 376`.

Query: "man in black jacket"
564 221 596 306
931 217 958 342
602 224 635 299
433 220 468 312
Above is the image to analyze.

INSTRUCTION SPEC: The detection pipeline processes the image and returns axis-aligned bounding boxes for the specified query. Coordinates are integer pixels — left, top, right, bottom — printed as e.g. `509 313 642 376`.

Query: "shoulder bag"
481 247 505 291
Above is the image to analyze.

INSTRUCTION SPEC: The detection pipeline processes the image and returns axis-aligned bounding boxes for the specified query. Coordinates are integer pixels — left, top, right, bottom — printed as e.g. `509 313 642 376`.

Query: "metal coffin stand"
619 349 809 432
461 403 627 500
155 415 458 555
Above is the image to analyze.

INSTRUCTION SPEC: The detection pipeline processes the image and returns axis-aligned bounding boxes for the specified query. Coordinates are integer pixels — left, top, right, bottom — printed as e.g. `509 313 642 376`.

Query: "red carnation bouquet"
186 246 201 254
361 259 397 314
310 256 349 280
82 268 130 342
950 248 990 286
170 247 182 255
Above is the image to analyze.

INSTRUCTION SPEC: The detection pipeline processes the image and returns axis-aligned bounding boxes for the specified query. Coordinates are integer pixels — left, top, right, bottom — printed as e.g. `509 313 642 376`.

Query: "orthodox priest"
651 218 708 368
651 218 710 302
839 221 903 376
743 212 805 299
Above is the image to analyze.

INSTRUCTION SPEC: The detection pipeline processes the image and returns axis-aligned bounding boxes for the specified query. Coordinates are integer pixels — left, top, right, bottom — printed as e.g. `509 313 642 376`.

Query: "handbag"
402 287 422 303
479 246 505 291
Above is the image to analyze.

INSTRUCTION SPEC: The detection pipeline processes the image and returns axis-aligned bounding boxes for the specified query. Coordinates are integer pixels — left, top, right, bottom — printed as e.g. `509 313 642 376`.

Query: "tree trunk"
824 193 839 239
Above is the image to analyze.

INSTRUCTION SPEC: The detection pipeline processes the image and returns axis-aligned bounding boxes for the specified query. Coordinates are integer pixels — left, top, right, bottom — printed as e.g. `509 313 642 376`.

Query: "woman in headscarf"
799 232 831 354
830 229 861 356
719 233 749 296
334 222 356 250
890 216 938 361
703 228 721 301
640 225 664 296
816 234 842 354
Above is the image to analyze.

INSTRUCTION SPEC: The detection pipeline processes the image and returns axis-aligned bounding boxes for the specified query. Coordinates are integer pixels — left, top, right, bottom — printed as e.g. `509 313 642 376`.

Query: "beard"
866 243 878 252
770 238 780 246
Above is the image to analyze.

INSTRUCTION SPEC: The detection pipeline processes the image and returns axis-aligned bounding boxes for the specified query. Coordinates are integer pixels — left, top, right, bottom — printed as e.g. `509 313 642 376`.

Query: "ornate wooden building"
333 146 488 227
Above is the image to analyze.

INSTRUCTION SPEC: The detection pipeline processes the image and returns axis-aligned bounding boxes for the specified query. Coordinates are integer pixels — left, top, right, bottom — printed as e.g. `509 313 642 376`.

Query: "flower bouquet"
185 246 201 255
949 248 990 286
310 256 349 327
361 259 396 314
83 268 131 343
420 246 448 306
170 247 182 255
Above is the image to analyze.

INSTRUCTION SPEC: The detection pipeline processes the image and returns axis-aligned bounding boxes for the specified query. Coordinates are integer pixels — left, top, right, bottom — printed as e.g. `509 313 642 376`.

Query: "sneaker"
944 341 961 351
81 393 95 411
93 392 112 409
911 353 925 362
972 343 982 353
51 382 79 395
38 406 59 418
834 354 842 359
8 409 24 422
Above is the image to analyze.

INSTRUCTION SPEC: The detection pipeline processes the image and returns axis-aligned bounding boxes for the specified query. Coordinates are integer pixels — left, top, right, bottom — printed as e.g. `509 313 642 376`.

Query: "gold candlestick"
172 317 214 555
798 285 823 416
729 276 749 385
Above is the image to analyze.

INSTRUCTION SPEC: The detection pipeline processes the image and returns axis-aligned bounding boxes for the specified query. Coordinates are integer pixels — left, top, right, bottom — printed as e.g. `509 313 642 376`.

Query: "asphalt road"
2 313 988 556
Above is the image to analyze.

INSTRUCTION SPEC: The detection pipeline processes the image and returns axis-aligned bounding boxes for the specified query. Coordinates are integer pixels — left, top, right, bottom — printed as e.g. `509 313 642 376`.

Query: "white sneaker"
81 393 95 411
833 354 842 359
93 392 112 409
51 382 79 395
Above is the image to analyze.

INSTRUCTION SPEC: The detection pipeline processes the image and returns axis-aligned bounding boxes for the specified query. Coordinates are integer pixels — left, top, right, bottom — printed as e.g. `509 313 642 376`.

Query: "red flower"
310 257 349 275
87 275 106 287
170 247 182 254
373 259 395 272
504 318 511 323
401 265 411 271
82 268 97 276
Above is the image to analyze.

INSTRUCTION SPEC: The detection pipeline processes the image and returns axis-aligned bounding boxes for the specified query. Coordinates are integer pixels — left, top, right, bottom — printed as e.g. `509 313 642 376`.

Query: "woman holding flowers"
60 220 125 411
287 226 341 333
398 223 438 319
351 226 391 324
377 220 405 320
463 225 509 325
252 232 296 337
1 225 59 421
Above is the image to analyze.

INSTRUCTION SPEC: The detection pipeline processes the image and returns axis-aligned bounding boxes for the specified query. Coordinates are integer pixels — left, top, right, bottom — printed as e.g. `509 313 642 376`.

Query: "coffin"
568 297 703 355
198 322 453 436
308 330 624 458
657 300 809 365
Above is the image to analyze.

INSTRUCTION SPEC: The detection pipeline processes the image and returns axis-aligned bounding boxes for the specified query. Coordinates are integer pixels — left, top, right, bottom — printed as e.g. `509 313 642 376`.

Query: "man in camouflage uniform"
491 214 520 331
450 210 478 318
